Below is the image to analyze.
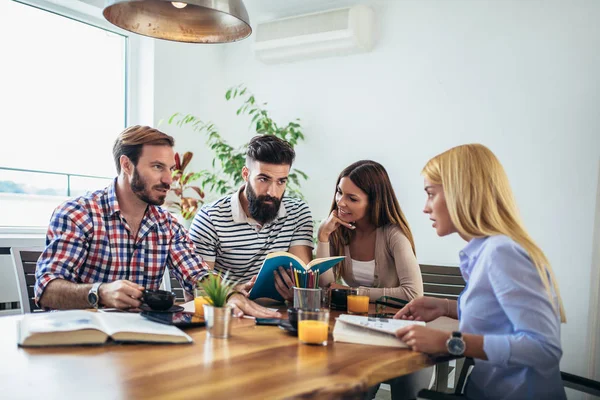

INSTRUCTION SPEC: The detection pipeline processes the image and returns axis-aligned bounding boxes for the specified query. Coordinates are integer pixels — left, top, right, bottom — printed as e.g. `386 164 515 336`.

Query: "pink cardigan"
317 224 423 302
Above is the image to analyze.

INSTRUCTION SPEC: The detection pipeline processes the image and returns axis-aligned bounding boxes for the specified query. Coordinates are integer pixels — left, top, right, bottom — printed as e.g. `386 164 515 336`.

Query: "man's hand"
234 275 257 297
227 293 282 318
274 267 295 301
395 325 449 354
99 280 144 309
393 296 447 322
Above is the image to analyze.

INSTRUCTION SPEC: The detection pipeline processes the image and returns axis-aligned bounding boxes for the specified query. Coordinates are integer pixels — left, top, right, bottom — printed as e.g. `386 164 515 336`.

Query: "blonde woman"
395 144 566 400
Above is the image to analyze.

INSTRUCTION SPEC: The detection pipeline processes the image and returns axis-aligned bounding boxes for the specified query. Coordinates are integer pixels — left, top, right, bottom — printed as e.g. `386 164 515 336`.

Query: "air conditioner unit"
253 5 375 64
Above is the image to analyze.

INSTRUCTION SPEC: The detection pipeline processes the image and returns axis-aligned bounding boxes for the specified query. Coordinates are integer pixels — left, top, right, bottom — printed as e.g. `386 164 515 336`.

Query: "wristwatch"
446 331 466 356
88 282 103 308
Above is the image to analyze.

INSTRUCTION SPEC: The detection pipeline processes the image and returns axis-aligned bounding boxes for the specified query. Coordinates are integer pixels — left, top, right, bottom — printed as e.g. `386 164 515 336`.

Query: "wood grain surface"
0 308 444 400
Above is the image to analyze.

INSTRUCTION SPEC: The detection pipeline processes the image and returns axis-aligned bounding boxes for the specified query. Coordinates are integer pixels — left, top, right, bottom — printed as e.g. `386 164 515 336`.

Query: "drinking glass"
347 287 370 315
293 287 322 310
194 287 210 317
298 309 330 346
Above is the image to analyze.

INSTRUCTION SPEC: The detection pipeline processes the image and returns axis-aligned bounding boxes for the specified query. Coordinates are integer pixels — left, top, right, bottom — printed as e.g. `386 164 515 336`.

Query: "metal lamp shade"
103 0 251 43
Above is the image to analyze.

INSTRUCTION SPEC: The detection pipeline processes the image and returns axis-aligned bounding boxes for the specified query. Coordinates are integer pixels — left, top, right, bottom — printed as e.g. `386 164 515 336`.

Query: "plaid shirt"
35 179 209 305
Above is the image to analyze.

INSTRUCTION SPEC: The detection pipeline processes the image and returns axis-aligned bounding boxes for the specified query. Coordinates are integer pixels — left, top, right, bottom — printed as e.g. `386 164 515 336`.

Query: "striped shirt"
189 187 314 282
35 178 210 305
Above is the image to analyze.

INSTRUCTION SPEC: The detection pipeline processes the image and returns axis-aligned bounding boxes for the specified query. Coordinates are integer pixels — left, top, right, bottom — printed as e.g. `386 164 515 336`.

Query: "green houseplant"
199 273 237 338
167 85 309 201
165 151 206 227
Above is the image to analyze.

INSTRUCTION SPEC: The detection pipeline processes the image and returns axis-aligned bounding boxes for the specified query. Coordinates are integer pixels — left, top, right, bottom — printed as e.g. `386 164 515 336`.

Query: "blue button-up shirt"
457 235 566 400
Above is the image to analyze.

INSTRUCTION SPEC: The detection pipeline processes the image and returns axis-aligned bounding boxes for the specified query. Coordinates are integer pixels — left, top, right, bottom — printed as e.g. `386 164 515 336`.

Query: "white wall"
153 0 600 382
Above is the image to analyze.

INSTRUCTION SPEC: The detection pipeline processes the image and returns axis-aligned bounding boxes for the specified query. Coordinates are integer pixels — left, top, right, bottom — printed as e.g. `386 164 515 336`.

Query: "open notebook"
333 314 425 348
17 310 192 347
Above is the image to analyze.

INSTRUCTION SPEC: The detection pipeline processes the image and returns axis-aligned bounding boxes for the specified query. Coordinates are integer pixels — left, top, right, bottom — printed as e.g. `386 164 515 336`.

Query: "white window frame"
2 0 152 235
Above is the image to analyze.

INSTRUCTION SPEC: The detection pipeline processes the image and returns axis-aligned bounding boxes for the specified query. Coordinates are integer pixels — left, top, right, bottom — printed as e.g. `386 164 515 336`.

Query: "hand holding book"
248 251 345 302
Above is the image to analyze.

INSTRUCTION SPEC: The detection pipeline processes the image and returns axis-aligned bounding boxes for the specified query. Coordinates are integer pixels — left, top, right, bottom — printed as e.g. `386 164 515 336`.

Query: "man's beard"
246 183 282 224
131 167 169 206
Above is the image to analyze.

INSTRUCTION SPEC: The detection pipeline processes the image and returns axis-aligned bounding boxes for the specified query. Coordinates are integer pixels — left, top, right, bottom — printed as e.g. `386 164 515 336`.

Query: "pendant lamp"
103 0 251 43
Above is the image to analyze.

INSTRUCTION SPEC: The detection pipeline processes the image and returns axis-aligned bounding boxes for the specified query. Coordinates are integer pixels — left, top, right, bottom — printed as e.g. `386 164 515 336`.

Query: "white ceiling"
243 0 365 22
80 0 366 22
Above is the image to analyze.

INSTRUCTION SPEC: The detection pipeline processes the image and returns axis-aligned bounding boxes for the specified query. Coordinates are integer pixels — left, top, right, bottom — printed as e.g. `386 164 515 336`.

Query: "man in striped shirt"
189 135 314 301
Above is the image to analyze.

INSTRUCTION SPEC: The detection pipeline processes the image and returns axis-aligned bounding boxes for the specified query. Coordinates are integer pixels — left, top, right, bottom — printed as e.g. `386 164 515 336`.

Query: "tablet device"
255 318 282 326
141 310 205 328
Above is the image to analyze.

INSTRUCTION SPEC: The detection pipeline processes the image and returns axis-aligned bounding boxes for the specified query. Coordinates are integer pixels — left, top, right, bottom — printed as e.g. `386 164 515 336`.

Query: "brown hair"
112 125 175 173
329 160 416 279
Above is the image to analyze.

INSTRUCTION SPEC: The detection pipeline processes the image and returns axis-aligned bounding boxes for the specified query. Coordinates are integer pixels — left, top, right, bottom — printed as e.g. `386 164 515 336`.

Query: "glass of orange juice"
347 287 370 315
298 309 330 346
194 287 211 317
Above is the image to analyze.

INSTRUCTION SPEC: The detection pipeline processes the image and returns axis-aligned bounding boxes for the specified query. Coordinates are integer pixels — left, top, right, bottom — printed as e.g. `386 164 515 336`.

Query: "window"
0 1 127 229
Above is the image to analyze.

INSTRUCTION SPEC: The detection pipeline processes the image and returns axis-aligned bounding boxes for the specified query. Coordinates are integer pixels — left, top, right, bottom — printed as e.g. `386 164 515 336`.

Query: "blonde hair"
422 144 566 322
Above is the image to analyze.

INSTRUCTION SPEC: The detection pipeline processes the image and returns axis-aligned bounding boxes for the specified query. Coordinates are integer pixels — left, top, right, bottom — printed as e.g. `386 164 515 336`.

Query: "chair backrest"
169 271 186 303
10 247 44 314
420 264 466 300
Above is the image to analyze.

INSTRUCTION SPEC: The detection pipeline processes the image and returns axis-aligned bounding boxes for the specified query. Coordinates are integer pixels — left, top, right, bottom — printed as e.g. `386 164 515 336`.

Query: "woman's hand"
393 296 448 322
395 325 449 354
329 283 350 290
318 210 355 242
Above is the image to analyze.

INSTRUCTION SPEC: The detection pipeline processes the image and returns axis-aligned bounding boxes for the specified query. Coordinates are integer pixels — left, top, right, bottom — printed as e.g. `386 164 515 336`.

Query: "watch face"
88 292 98 306
448 337 466 356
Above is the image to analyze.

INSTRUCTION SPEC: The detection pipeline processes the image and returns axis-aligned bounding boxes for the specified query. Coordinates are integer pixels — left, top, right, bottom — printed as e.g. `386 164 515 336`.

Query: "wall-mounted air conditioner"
253 5 375 64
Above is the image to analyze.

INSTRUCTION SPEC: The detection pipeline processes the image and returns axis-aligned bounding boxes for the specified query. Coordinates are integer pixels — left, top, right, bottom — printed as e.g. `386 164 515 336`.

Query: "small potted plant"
199 272 237 338
166 151 205 229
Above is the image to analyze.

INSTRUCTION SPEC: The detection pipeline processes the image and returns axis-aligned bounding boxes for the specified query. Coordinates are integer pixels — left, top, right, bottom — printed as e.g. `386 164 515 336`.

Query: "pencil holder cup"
293 287 322 310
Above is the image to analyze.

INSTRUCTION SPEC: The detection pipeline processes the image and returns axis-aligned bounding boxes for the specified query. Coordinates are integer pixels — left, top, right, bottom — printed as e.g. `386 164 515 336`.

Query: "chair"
10 247 44 314
167 270 186 303
417 365 600 399
419 264 467 393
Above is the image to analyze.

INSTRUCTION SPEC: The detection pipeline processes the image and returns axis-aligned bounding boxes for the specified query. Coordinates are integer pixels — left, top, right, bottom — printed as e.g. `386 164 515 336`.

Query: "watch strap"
89 282 102 308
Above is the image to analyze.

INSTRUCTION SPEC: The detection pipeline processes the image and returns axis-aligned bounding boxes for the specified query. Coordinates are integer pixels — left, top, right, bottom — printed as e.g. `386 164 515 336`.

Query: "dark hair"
245 135 295 166
329 160 416 280
113 125 175 173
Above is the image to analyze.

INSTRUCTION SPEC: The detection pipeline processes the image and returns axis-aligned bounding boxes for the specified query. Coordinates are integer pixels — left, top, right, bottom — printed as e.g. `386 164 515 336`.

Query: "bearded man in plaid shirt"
35 125 281 319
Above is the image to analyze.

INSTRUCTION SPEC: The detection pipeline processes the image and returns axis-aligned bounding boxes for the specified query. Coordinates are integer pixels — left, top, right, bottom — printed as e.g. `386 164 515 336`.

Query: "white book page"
337 314 425 335
333 320 408 348
23 310 102 334
98 313 190 339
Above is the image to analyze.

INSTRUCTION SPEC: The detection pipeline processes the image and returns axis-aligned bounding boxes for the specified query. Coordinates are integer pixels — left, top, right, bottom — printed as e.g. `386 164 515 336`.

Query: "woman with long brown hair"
395 144 566 399
317 160 429 400
317 160 423 301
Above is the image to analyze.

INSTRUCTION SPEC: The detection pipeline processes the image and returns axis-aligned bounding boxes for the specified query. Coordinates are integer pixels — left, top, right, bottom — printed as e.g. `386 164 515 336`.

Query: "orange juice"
347 295 369 314
298 320 328 345
194 296 210 317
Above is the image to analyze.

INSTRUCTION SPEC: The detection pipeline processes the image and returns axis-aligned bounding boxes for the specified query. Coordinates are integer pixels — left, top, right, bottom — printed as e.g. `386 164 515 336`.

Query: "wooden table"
0 309 451 400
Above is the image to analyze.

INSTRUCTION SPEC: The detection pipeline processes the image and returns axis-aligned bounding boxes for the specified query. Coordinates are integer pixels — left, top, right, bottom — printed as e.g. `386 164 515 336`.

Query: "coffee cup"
329 288 351 310
142 289 176 311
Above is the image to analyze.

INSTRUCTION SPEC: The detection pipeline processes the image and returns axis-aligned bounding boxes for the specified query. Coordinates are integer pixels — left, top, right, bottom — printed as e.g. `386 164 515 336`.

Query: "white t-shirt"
351 258 376 287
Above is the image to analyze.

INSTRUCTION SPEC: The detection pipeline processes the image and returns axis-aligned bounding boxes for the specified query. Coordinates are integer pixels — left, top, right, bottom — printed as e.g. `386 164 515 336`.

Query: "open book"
248 251 345 302
17 310 192 347
333 314 425 348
